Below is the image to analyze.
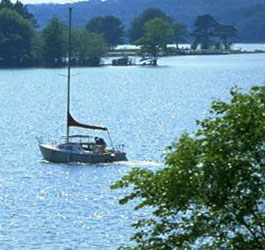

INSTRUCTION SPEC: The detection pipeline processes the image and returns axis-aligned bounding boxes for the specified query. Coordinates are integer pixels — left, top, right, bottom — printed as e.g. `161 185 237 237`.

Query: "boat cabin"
57 143 83 152
59 135 107 154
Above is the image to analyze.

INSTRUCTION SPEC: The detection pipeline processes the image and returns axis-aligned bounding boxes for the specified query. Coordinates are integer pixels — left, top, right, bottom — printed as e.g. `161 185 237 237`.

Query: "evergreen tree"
192 14 219 50
216 24 237 50
128 8 171 43
86 15 123 48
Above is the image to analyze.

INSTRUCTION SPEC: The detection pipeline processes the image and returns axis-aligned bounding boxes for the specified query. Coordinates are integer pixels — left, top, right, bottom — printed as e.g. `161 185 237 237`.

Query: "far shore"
1 47 264 69
107 49 265 57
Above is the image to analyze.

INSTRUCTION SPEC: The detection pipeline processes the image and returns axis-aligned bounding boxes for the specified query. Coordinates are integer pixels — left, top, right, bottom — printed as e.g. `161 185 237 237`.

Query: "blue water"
0 54 265 249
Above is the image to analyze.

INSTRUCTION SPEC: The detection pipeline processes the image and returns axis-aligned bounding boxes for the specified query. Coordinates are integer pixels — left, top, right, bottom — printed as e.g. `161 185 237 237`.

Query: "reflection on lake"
0 54 264 249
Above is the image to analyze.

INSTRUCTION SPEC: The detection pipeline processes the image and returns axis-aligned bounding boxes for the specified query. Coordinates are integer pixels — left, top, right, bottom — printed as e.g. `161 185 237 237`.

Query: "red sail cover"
68 112 107 131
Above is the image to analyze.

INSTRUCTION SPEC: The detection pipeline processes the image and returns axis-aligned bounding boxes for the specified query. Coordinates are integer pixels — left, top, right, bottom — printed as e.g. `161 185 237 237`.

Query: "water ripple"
0 54 265 249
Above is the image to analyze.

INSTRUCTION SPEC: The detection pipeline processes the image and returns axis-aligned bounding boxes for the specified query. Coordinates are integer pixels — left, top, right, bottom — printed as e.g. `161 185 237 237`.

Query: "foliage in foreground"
112 86 265 249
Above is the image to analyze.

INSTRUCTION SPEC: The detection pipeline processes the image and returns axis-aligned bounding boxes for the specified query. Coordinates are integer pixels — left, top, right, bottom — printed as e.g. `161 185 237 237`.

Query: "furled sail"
68 112 107 131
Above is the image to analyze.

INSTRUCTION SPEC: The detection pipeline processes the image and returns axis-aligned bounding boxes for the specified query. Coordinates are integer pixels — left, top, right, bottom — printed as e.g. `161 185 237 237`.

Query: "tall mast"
66 7 72 140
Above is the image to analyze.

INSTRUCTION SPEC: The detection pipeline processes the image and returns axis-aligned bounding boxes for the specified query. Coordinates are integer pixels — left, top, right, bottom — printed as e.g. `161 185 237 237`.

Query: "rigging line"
107 130 114 149
66 7 72 140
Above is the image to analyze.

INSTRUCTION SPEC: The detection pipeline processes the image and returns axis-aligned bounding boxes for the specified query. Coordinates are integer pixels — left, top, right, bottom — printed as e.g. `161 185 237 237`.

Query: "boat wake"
115 160 163 167
40 159 163 167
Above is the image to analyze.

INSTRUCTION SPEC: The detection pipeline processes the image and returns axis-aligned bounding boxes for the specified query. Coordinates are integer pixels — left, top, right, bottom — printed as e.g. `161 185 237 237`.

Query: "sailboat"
38 8 127 163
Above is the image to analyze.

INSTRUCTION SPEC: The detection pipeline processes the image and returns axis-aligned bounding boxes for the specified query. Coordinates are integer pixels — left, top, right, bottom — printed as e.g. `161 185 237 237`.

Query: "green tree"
173 21 188 49
0 0 12 9
128 8 171 43
0 8 34 66
215 24 237 50
112 86 265 249
86 15 123 48
0 0 36 25
42 16 66 67
135 18 174 66
13 0 36 26
72 29 106 66
86 16 104 34
30 31 44 66
192 14 219 50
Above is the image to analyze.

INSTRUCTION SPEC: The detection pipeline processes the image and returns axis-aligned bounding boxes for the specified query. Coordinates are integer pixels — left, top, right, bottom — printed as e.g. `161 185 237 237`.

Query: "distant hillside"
28 0 265 42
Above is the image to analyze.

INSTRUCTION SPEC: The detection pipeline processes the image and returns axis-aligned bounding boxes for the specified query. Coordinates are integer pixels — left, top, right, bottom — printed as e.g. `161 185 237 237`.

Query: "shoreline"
107 49 265 57
0 50 264 69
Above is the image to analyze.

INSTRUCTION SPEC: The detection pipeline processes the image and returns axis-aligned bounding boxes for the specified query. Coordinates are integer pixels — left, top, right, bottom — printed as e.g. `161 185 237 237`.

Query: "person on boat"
94 137 106 153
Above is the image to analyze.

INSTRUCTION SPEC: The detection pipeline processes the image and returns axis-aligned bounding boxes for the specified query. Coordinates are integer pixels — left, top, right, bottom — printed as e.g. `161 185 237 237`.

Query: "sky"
11 0 84 4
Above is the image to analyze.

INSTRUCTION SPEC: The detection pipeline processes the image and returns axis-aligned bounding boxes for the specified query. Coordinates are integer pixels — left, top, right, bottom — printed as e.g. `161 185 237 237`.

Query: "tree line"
0 0 107 67
0 0 237 68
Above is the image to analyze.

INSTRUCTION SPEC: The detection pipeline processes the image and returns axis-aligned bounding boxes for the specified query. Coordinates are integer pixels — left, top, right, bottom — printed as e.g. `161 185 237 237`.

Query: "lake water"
0 53 265 249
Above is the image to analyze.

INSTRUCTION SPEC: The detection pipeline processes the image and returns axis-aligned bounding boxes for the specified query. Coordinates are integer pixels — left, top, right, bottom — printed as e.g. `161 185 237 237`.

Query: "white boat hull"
39 144 127 164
